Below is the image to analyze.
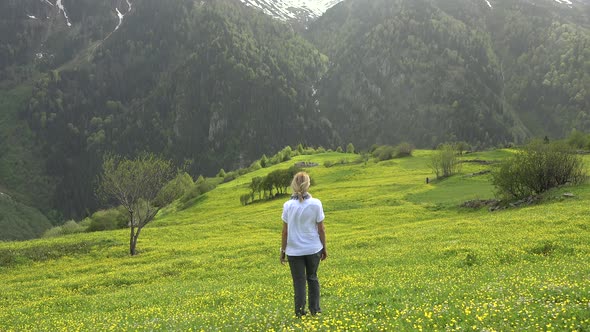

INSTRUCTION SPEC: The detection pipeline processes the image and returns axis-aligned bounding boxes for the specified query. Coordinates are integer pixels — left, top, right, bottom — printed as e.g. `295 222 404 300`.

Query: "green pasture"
1 151 589 331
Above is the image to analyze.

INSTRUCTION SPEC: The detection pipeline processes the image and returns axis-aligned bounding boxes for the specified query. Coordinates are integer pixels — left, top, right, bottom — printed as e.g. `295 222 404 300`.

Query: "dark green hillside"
486 0 590 137
0 0 120 83
0 87 54 210
307 0 590 147
0 86 55 239
23 0 334 218
0 194 52 241
307 0 528 148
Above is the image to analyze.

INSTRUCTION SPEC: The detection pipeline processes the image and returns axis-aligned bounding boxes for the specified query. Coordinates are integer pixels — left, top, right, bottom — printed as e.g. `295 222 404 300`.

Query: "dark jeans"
288 250 322 316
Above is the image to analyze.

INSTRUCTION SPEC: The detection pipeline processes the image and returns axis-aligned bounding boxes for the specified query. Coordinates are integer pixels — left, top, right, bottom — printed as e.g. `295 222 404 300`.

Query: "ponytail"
291 172 311 202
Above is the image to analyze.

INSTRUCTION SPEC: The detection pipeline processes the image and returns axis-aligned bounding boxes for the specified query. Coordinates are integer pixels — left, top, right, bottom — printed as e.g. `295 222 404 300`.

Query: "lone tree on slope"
98 153 176 255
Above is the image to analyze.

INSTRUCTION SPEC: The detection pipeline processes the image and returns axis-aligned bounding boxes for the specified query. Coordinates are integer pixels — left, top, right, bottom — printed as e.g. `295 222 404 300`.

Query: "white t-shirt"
282 195 325 256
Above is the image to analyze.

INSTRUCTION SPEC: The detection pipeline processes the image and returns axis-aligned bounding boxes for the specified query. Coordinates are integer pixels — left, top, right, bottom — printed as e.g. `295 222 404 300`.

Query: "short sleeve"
281 201 289 223
316 201 325 223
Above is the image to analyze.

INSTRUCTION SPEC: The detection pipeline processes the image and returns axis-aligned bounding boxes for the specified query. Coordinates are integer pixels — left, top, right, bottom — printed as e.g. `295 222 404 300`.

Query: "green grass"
1 151 589 331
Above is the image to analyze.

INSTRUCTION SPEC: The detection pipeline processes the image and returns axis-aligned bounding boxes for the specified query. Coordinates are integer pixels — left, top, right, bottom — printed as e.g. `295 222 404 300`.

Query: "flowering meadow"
1 150 589 331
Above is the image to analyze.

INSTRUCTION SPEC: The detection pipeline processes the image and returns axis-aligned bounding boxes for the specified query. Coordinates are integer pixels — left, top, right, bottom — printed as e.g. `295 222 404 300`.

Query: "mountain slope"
0 0 589 228
22 0 334 218
307 0 529 148
306 0 590 147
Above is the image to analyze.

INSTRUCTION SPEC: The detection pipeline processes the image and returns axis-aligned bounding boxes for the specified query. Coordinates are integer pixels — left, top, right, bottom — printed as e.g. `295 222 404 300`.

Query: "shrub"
217 168 226 177
303 147 316 155
430 144 461 179
223 171 238 183
566 129 588 149
454 141 471 155
336 146 343 153
61 220 85 234
86 207 128 232
297 143 304 154
79 218 92 229
492 140 587 200
394 142 414 157
356 152 370 165
346 143 355 154
240 193 252 206
324 161 334 168
156 172 194 205
372 145 396 161
249 160 262 171
281 146 292 160
43 226 64 238
260 154 269 168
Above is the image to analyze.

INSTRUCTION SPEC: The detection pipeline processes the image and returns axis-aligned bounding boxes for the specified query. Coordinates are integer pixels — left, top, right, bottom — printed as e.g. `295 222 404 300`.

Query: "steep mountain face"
307 0 525 148
306 0 590 147
485 0 590 136
0 0 130 84
21 0 333 218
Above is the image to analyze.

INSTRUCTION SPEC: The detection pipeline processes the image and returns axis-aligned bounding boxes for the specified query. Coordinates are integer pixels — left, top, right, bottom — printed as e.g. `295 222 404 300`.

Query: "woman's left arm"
318 221 327 260
280 223 288 265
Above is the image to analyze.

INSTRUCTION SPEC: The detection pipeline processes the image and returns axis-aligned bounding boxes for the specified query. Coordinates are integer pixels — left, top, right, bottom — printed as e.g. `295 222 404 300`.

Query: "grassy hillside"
1 150 589 330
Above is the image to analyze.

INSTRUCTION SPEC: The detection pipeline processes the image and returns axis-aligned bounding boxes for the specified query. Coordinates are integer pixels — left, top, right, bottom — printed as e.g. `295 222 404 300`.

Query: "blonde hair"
291 171 310 202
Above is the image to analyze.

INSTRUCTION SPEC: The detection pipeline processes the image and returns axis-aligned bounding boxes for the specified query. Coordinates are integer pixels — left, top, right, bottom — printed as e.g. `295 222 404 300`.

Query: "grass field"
1 150 589 331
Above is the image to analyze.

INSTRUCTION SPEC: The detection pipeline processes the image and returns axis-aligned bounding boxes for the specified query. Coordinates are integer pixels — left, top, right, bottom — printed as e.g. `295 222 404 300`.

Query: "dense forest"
0 0 589 239
307 0 589 147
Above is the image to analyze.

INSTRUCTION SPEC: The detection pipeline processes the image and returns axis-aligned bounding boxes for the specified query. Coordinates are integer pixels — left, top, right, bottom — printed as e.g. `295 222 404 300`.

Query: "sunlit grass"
1 150 589 331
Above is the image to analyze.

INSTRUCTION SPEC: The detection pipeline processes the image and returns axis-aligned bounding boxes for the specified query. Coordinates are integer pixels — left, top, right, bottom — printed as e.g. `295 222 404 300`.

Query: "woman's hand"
320 248 328 261
280 251 287 265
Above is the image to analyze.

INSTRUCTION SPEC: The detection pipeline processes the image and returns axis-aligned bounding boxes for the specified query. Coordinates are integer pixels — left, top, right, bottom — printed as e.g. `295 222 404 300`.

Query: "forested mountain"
0 0 589 238
306 0 589 147
3 0 333 220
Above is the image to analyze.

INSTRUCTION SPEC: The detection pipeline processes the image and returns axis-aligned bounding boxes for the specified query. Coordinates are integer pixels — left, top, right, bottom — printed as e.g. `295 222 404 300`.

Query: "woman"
280 171 328 317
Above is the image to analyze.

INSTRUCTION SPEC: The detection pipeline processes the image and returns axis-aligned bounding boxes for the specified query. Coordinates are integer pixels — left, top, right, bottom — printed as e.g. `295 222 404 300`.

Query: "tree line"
240 167 300 206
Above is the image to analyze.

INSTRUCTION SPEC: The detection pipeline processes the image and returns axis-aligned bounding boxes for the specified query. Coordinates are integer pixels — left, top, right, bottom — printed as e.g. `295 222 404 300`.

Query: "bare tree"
98 153 176 255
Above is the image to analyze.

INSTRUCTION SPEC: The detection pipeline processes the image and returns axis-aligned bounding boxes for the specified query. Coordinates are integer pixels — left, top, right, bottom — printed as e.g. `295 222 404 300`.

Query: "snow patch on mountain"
484 0 493 8
115 8 124 30
106 1 133 39
239 0 343 21
55 0 72 27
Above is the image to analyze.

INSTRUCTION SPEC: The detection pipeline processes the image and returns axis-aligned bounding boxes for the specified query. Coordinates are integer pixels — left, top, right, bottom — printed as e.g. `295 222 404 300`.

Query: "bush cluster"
43 220 86 238
566 129 590 150
370 142 415 161
43 206 129 237
241 166 299 205
492 140 587 200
